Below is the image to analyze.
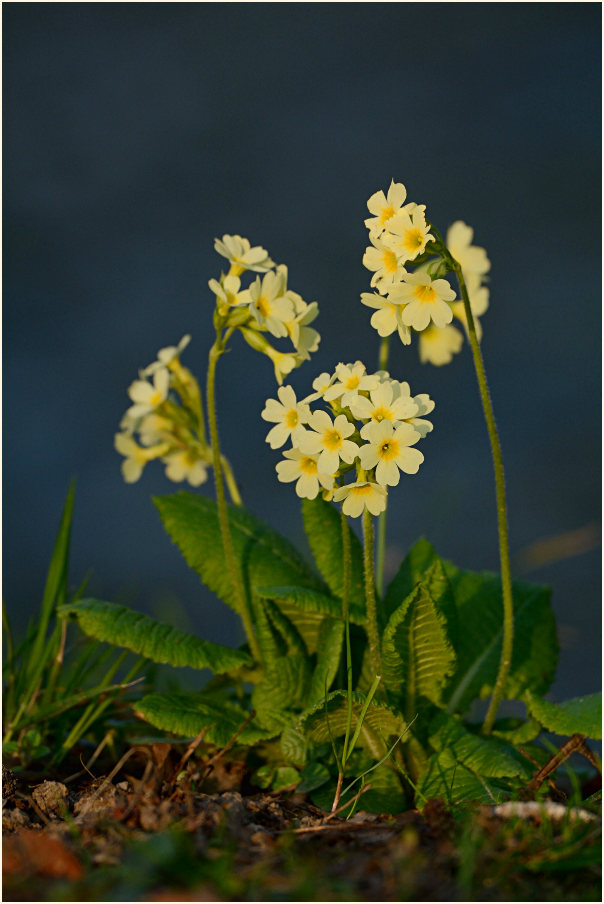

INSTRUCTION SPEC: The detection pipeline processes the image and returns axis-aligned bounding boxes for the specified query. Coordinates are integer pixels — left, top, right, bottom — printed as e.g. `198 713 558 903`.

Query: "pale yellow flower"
324 361 380 407
362 235 406 292
359 420 424 485
214 234 274 274
418 324 464 366
276 449 334 499
360 291 411 345
162 450 208 487
396 270 456 331
383 206 434 264
333 481 388 518
364 180 408 236
261 386 311 449
446 221 490 278
298 410 358 475
126 367 170 419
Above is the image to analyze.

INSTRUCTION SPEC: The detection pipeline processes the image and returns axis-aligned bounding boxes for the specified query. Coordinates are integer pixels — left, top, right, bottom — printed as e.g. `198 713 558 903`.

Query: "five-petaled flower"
364 180 408 237
261 385 310 449
298 410 359 475
126 367 170 419
396 269 457 332
333 481 388 518
359 420 424 485
276 449 334 499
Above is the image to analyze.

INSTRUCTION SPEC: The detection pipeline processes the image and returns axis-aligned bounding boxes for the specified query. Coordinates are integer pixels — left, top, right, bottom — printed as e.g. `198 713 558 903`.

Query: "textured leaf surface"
58 599 252 674
525 692 602 740
135 693 274 746
443 564 558 713
308 618 345 708
154 493 326 613
490 718 542 745
417 752 520 806
429 712 533 779
381 563 456 709
298 690 406 758
301 497 366 612
252 653 312 731
154 492 329 651
255 585 366 626
417 711 532 805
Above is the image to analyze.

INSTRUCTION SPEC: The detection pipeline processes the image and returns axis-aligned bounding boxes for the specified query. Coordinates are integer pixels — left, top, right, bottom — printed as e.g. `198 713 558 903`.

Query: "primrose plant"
61 183 601 814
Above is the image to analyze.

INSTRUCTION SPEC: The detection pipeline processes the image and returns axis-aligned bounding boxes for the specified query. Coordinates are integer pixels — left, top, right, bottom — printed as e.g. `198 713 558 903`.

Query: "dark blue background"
4 3 601 701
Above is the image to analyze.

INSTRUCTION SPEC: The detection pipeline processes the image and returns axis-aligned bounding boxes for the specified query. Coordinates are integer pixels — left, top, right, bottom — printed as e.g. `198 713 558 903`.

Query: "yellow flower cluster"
264 361 434 517
211 235 320 384
114 336 210 485
361 181 490 365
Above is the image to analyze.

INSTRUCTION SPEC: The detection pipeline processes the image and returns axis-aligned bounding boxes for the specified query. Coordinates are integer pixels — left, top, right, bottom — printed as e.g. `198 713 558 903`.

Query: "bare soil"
2 746 601 902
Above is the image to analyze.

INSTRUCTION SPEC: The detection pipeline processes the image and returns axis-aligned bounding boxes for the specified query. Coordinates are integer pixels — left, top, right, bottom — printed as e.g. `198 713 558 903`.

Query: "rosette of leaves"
61 492 601 811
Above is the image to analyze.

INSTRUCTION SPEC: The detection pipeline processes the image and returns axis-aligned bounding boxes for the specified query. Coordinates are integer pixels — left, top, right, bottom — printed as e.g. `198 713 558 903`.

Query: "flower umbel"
266 362 433 517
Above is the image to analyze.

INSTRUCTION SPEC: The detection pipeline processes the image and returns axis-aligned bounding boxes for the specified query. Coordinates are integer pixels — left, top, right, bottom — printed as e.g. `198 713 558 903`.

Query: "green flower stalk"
207 333 261 663
447 253 513 734
363 507 382 680
359 179 513 733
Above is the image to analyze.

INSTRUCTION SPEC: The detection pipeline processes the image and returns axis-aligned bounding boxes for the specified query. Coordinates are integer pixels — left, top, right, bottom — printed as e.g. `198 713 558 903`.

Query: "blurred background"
4 4 601 701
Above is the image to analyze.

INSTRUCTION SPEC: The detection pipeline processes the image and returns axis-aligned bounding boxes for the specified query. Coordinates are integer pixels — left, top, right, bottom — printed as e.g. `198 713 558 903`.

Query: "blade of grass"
345 674 381 760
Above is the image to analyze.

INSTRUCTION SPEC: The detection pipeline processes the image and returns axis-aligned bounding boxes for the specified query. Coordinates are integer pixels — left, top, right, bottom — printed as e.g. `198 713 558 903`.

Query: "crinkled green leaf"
272 766 300 791
252 653 312 728
255 585 366 626
298 690 406 760
154 493 328 650
525 692 602 740
280 724 313 766
429 712 533 780
490 717 542 745
135 692 274 746
58 599 252 674
301 496 366 612
297 761 331 794
416 711 533 805
443 563 558 713
417 752 521 806
381 563 456 710
308 618 345 708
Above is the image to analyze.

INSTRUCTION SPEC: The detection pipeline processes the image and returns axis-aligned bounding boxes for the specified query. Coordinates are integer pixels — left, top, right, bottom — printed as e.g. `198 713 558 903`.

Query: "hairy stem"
341 509 353 763
206 340 261 662
362 508 382 679
375 336 390 599
451 258 514 734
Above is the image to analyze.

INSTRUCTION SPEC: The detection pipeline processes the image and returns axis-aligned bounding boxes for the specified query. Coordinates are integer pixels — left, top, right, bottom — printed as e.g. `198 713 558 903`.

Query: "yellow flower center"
300 457 318 475
383 250 399 273
257 296 270 318
403 228 425 254
344 375 360 391
150 390 163 406
372 406 392 423
380 205 395 225
350 483 373 497
324 429 342 450
378 439 399 461
414 283 437 304
285 409 299 429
